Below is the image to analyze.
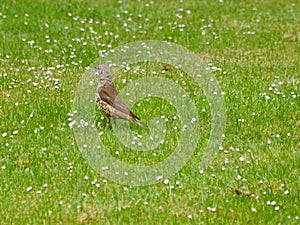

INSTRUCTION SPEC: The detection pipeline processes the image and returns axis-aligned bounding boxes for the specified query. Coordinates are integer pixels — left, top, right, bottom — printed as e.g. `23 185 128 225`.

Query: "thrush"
95 64 144 128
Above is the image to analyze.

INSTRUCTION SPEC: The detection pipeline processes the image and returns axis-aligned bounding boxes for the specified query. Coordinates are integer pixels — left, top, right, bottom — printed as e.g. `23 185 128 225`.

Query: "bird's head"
95 64 113 82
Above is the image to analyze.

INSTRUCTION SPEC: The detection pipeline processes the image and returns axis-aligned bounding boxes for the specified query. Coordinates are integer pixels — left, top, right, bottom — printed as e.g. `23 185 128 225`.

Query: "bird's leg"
104 114 111 129
112 117 117 129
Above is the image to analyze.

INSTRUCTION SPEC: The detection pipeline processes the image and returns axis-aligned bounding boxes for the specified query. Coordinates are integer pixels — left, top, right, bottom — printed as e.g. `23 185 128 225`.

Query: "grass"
0 0 299 224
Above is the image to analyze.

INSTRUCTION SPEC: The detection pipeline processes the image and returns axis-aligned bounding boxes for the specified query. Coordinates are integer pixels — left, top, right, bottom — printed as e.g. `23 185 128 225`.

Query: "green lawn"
0 0 299 224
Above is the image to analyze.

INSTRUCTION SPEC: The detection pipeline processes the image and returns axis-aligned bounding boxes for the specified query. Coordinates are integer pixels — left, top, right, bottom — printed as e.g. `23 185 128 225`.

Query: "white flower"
271 201 276 206
26 186 33 192
156 175 163 181
191 117 196 124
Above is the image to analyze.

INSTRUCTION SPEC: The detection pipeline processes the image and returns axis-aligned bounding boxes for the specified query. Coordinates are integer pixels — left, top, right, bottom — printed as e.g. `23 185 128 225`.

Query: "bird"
95 64 144 128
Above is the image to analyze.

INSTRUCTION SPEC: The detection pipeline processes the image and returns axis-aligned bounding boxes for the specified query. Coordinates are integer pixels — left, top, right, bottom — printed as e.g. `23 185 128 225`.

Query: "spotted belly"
96 97 112 118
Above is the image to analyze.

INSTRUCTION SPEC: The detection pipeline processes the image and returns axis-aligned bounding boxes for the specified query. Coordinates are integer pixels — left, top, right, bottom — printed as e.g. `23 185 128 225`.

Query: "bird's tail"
130 113 144 128
132 118 145 128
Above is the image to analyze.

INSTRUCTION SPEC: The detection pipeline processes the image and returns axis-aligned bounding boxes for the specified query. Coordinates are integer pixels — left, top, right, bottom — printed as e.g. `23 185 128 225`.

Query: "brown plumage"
95 64 144 128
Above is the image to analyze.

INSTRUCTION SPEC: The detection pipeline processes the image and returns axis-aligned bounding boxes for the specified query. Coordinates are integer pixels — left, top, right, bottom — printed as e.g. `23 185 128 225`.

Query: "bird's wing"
98 82 118 105
113 95 140 120
98 82 135 117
